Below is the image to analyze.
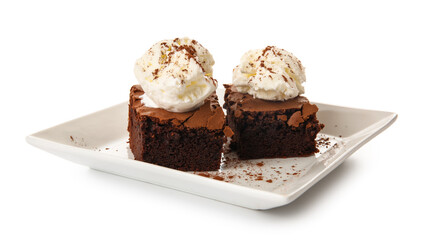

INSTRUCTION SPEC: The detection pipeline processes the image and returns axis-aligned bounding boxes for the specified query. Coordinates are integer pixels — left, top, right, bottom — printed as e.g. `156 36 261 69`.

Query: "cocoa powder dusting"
152 68 159 79
266 67 275 74
193 151 308 184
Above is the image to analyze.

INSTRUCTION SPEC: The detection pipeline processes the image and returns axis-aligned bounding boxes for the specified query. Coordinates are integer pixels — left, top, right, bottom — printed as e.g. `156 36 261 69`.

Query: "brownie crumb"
213 176 225 181
197 173 210 178
317 137 331 148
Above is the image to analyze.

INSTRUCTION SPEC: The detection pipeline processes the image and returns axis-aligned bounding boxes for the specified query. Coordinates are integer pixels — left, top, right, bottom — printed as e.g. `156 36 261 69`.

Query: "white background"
1 0 423 239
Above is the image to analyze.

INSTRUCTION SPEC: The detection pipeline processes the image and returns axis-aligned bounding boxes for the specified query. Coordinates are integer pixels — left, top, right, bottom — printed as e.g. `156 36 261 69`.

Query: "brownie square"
223 84 324 160
128 85 226 171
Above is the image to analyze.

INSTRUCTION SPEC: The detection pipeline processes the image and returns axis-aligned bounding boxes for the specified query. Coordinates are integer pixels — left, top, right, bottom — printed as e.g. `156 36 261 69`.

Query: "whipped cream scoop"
134 37 216 112
233 46 306 101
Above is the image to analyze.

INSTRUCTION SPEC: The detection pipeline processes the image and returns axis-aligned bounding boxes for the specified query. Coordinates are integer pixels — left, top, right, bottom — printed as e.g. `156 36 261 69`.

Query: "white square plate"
26 89 397 210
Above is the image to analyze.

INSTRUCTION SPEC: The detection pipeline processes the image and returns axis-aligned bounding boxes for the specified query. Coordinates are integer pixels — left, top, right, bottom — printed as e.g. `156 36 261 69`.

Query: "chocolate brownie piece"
223 84 324 160
128 85 226 171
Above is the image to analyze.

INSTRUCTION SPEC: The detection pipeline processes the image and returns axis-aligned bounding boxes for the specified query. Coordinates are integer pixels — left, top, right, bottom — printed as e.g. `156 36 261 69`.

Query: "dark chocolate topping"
130 85 225 130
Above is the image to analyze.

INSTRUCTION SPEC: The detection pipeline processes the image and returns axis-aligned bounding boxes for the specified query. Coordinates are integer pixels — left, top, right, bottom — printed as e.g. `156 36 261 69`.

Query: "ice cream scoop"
233 46 306 101
134 37 216 112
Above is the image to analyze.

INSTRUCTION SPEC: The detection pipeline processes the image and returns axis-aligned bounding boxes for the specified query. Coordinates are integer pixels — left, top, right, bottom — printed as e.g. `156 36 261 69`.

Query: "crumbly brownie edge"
223 85 324 159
